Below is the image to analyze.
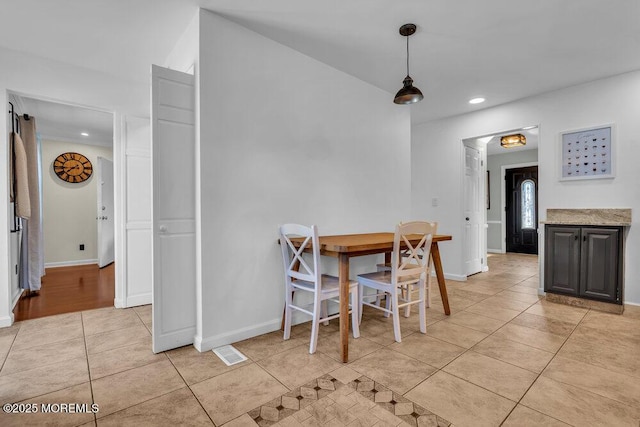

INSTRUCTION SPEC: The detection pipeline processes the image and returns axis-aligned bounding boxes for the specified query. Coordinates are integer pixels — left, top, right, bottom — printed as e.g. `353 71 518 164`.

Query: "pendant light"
394 23 423 105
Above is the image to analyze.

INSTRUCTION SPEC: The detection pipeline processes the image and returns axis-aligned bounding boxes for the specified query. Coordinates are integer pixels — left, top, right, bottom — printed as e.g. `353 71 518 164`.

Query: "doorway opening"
8 92 115 321
506 165 538 254
463 125 540 277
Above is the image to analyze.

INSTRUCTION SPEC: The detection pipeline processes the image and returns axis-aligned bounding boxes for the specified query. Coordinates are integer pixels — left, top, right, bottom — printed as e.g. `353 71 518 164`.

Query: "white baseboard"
45 259 98 268
624 301 640 307
0 314 14 328
123 294 151 308
11 289 23 310
487 248 505 254
114 298 125 309
444 273 467 282
194 318 281 353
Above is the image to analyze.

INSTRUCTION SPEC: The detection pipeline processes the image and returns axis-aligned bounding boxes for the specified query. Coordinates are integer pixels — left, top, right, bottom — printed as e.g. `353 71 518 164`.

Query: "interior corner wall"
42 140 112 265
411 70 640 304
0 46 148 326
196 10 411 350
164 10 199 74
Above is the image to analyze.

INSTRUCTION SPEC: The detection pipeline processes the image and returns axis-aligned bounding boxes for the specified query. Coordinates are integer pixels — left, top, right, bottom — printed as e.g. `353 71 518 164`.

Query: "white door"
121 116 152 307
97 157 115 268
463 145 483 275
151 65 196 353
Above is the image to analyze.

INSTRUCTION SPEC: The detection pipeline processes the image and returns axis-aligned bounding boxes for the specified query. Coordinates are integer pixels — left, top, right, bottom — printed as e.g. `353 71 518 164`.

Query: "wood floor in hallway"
13 263 115 321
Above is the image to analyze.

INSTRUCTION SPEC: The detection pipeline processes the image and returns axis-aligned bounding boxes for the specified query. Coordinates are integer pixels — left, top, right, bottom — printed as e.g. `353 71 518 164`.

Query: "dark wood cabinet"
545 225 622 304
545 226 581 296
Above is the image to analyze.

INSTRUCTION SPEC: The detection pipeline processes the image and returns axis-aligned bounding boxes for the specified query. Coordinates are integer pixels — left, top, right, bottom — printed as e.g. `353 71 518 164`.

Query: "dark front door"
506 166 538 254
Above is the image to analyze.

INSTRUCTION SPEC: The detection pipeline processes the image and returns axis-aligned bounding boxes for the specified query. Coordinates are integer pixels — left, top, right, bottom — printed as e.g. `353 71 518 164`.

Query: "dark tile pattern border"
247 373 451 426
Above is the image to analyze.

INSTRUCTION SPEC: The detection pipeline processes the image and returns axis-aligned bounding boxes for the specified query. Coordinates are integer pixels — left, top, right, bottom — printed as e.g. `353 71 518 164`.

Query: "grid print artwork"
561 126 612 179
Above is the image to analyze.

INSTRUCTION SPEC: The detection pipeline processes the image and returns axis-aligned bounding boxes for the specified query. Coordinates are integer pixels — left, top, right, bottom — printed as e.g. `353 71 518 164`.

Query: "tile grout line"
80 311 98 427
400 283 576 424
517 308 640 411
0 323 22 374
497 307 591 426
160 353 219 426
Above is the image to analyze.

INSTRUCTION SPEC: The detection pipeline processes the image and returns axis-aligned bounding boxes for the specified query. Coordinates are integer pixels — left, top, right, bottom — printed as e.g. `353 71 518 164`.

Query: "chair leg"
283 290 293 340
426 269 432 308
403 285 411 318
281 290 295 331
358 284 364 324
321 300 329 326
418 279 427 334
384 292 392 318
391 288 402 342
309 303 320 354
351 288 360 338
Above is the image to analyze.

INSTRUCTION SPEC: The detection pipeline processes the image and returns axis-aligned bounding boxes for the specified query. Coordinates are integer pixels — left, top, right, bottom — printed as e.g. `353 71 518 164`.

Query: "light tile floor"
1 254 640 426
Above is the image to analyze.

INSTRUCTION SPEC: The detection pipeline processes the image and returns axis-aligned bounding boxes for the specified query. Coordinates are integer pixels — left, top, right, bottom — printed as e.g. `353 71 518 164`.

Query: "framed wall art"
560 124 614 180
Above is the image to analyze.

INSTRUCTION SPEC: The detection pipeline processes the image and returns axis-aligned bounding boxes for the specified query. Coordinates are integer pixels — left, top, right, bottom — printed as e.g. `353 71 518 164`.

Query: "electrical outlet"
432 198 439 207
79 244 85 251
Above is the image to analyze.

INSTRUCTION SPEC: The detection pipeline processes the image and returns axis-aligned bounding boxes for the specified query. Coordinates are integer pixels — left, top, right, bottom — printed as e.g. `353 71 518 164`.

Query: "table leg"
430 242 451 315
339 253 349 363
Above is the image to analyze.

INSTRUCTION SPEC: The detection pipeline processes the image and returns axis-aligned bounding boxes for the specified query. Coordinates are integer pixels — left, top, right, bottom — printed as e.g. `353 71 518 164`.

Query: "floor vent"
212 345 248 366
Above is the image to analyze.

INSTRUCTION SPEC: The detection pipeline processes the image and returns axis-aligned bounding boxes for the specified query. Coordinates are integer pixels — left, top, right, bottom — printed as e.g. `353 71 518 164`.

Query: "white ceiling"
2 1 640 125
16 96 113 147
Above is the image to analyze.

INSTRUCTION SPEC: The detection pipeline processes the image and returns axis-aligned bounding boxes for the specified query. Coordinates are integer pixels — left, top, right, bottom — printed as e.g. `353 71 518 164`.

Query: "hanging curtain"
18 116 44 291
11 132 30 218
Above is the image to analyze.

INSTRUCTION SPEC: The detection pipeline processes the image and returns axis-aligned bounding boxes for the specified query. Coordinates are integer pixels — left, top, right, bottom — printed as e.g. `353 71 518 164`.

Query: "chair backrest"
279 223 322 286
391 221 438 283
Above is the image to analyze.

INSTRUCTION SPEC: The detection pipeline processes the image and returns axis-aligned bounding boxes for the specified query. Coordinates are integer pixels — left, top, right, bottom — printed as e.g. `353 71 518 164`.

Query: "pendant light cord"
406 35 410 76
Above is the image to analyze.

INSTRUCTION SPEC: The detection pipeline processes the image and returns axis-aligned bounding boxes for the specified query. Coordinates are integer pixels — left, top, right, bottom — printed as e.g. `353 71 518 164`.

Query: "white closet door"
151 65 196 353
97 157 115 268
463 145 483 276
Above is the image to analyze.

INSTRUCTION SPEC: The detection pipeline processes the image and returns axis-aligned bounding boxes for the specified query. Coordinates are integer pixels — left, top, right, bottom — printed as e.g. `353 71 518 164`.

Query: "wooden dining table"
306 232 452 363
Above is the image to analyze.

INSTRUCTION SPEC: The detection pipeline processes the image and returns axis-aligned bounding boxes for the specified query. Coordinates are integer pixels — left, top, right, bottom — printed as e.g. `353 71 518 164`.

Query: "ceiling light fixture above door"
394 23 423 105
500 134 526 148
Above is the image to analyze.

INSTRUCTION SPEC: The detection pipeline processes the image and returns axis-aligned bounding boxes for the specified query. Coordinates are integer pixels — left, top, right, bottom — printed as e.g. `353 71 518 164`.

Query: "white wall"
42 140 112 265
0 45 148 325
195 10 412 350
486 149 538 251
412 70 640 304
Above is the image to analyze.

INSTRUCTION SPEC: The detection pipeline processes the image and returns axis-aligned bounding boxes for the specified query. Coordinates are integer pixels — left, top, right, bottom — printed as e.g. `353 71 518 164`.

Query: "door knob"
465 217 470 221
159 225 168 233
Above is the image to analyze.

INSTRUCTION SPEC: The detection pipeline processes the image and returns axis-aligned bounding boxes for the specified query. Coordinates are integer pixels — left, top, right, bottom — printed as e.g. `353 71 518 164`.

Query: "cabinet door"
544 226 580 295
580 228 620 303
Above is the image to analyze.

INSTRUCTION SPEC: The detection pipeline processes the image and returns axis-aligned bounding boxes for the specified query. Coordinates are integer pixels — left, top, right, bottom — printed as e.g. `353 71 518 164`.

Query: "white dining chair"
279 223 360 354
357 221 437 342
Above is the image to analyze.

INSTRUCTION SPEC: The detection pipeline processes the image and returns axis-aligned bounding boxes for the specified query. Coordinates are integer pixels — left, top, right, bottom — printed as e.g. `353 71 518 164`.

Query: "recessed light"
469 97 485 104
81 132 89 136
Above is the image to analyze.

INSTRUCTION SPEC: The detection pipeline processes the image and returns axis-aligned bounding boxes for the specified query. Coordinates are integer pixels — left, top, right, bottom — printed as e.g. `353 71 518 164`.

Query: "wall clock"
53 152 93 183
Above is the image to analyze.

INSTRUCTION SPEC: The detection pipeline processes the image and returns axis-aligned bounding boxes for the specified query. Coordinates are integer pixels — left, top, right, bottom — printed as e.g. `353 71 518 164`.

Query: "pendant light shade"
394 24 423 105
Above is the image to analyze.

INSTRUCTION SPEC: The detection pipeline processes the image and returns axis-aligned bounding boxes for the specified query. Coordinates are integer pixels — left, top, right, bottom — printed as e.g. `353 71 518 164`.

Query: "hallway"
13 264 114 321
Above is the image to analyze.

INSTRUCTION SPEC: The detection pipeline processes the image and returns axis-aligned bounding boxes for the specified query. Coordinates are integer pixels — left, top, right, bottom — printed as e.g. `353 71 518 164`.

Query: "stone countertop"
542 208 632 226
